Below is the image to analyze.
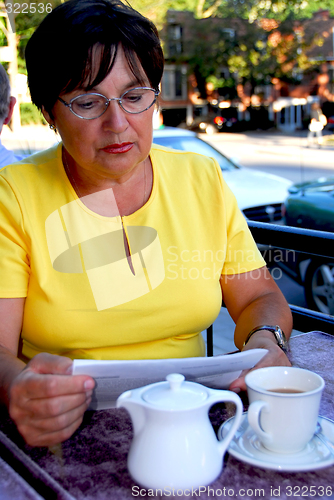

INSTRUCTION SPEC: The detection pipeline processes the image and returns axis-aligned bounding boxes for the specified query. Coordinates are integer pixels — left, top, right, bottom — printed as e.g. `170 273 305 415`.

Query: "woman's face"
46 46 155 183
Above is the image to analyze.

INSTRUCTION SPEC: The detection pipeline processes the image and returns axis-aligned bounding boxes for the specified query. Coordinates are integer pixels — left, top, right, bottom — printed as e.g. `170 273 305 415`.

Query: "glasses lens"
72 94 108 119
121 88 156 113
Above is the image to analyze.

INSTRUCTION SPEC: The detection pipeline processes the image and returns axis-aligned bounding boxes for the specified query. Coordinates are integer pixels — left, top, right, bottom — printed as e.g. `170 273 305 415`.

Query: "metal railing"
206 221 334 356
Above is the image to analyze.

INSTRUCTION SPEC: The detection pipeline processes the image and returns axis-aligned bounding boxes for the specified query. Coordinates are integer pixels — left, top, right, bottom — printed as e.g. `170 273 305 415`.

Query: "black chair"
206 221 334 356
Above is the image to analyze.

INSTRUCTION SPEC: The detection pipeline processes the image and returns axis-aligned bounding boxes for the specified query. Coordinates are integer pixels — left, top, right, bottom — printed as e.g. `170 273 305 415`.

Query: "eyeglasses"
58 87 160 120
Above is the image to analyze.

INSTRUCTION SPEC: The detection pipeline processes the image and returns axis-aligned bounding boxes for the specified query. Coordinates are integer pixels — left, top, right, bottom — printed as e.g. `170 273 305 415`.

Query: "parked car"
215 107 240 132
326 116 334 131
179 115 221 135
153 127 292 222
179 110 240 135
282 177 334 315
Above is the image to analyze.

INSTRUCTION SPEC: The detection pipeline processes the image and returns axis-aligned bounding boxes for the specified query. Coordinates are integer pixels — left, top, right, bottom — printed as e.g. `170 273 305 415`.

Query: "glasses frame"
57 87 160 120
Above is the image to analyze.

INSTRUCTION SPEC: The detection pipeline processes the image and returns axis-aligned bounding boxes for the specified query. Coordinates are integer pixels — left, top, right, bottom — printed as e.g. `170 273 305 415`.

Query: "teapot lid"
143 373 207 410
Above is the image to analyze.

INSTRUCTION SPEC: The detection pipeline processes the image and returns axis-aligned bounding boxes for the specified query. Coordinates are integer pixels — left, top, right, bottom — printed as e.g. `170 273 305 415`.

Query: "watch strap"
243 325 288 353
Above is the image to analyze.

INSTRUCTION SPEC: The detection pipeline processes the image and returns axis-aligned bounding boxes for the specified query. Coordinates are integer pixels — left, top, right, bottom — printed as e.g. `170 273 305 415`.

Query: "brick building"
158 9 334 132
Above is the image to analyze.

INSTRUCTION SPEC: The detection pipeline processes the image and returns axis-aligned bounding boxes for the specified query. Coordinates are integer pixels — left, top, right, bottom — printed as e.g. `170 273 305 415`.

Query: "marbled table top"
0 331 333 500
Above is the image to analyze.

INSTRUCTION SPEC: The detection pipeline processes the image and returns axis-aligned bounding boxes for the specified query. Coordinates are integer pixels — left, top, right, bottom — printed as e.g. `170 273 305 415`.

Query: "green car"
282 177 334 315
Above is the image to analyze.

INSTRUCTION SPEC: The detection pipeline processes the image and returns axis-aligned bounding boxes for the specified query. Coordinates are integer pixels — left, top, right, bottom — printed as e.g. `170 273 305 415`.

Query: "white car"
153 127 292 222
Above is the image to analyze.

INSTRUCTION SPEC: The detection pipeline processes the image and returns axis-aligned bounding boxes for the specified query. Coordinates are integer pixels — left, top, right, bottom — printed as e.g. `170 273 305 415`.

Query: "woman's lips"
102 142 133 154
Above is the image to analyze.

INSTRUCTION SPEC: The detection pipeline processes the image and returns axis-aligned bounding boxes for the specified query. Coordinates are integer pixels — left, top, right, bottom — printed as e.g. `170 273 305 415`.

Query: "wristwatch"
244 325 289 353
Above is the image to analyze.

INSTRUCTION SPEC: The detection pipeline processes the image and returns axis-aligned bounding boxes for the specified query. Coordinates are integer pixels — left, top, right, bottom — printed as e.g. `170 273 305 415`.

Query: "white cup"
245 366 325 454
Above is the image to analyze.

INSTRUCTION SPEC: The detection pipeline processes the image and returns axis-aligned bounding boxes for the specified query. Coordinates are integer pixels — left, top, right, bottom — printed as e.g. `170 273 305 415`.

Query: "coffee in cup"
245 366 324 454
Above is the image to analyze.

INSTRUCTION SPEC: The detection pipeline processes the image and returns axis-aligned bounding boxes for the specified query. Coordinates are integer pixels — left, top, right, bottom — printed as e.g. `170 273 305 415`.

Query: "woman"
0 0 292 447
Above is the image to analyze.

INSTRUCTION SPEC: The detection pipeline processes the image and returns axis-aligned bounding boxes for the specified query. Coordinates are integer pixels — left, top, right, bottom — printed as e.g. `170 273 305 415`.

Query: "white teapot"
117 373 243 490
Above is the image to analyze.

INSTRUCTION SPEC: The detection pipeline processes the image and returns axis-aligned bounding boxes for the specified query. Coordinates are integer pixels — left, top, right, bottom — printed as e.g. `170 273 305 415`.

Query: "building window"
168 24 183 56
220 68 230 79
221 28 235 39
161 66 187 100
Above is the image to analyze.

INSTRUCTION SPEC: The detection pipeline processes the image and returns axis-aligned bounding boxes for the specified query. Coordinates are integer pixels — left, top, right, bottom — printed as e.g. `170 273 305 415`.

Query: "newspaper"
72 348 267 410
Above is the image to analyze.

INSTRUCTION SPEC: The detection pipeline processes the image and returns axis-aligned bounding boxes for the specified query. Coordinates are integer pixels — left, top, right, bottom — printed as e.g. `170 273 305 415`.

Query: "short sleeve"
0 174 30 297
216 166 266 275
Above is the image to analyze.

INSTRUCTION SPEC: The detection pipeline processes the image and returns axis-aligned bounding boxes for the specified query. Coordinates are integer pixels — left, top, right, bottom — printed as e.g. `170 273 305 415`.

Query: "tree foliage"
1 0 331 99
0 0 63 74
154 0 332 97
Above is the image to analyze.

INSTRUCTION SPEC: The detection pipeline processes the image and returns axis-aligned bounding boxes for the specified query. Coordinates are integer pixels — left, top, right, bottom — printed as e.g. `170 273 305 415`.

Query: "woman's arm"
220 266 293 392
0 298 95 447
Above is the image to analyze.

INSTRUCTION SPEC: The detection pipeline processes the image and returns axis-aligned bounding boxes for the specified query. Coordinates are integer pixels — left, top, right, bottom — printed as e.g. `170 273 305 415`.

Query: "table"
0 331 333 500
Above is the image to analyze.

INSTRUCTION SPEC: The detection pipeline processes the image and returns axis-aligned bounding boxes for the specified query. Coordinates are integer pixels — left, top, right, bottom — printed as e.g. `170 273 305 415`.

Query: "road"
204 129 334 183
203 129 334 310
204 129 333 351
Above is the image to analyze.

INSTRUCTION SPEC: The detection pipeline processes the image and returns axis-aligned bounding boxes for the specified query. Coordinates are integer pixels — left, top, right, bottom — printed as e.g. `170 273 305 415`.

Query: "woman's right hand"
9 352 95 447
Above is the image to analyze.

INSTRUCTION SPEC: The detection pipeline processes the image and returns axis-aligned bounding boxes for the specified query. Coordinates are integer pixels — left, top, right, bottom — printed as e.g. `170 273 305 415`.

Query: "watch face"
274 327 288 352
275 327 283 341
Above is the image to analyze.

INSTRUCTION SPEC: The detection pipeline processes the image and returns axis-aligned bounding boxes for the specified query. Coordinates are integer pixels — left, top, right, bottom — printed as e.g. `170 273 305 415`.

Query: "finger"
11 371 95 402
229 348 291 393
18 390 92 420
25 353 74 376
18 401 90 447
229 372 248 393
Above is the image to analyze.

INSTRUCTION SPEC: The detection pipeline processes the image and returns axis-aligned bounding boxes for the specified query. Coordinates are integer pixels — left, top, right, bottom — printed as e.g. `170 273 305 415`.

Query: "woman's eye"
78 101 95 109
124 93 143 103
76 98 102 109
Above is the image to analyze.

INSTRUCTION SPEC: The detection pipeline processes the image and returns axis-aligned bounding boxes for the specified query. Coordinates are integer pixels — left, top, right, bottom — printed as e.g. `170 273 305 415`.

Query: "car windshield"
152 135 238 171
308 185 334 194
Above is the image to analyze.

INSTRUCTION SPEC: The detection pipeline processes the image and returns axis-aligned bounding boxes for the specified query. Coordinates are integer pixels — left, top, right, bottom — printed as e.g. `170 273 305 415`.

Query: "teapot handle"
211 391 243 457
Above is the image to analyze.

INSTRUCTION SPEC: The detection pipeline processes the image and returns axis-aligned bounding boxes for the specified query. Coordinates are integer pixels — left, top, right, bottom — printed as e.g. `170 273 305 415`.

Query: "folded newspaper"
72 349 267 410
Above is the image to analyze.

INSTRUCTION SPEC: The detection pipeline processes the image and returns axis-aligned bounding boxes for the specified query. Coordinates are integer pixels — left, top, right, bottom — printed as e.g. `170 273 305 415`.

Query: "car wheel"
304 259 334 315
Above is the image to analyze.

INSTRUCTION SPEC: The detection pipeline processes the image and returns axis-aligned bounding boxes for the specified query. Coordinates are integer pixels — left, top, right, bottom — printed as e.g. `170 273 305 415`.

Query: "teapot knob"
166 373 185 391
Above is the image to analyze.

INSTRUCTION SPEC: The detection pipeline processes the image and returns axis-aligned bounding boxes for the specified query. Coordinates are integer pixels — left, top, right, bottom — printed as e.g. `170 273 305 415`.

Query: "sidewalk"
3 123 334 155
1 124 59 154
207 128 334 157
205 128 334 184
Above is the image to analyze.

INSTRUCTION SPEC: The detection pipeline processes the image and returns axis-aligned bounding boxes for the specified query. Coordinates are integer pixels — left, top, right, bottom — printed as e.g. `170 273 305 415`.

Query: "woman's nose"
102 100 128 132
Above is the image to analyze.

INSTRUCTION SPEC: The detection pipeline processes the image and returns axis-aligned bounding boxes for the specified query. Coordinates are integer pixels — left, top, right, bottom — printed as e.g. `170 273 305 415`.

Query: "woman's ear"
41 105 53 127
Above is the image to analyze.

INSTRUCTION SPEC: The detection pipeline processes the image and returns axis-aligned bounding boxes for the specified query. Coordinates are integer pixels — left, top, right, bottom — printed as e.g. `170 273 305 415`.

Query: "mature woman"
0 0 292 447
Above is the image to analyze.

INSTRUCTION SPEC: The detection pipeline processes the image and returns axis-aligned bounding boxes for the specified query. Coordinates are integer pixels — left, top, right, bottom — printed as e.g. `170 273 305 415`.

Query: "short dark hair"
25 0 164 116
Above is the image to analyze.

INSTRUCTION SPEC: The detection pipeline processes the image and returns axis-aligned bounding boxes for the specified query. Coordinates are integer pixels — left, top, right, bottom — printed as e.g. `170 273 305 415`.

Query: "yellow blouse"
0 143 265 360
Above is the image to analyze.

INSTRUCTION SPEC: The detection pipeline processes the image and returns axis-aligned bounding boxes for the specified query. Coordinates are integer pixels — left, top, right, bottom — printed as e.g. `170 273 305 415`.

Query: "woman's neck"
62 149 152 217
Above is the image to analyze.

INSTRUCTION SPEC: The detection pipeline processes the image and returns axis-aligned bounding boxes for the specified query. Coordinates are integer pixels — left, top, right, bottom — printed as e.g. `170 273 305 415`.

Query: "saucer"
219 412 334 472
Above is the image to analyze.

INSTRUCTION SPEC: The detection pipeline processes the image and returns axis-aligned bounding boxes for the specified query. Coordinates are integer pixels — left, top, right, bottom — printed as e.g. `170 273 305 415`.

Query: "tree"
157 0 332 99
0 0 62 128
294 0 334 19
14 1 62 70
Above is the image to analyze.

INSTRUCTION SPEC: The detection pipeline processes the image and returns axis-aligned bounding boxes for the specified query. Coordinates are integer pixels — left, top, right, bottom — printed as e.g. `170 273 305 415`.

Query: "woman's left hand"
228 331 291 393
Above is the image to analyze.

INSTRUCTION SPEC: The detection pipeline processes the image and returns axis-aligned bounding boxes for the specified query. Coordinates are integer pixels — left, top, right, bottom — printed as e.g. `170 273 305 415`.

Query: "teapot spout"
116 390 146 435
